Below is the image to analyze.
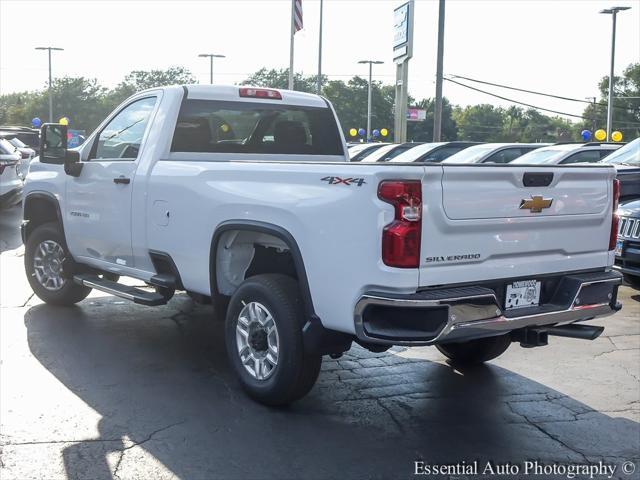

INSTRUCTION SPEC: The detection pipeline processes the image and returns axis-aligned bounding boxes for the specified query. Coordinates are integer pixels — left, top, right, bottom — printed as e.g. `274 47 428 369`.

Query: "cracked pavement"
1 204 639 479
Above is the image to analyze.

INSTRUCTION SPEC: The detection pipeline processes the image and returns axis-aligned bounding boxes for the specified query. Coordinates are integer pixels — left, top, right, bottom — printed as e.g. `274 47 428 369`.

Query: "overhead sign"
407 107 426 122
393 1 414 63
393 2 410 48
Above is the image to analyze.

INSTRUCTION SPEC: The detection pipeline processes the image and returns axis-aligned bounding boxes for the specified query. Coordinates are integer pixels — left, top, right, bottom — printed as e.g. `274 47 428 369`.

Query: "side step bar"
73 274 171 306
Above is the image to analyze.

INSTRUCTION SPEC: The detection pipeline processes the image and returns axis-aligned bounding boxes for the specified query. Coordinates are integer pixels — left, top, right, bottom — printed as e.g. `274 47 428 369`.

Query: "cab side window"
560 150 601 164
422 146 464 162
484 148 523 164
91 97 157 161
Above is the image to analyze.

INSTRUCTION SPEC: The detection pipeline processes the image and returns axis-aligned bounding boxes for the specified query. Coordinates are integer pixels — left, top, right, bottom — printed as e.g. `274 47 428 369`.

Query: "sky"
1 0 639 120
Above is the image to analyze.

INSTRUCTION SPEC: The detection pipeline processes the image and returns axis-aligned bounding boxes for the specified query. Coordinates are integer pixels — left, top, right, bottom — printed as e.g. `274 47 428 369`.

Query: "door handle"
113 176 130 185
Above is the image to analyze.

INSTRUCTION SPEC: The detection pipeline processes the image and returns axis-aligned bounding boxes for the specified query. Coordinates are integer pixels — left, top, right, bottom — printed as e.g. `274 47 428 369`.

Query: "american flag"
293 0 303 33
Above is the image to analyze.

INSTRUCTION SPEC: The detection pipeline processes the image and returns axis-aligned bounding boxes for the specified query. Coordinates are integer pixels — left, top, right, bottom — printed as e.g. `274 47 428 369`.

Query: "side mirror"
64 150 82 177
39 123 67 165
39 123 83 176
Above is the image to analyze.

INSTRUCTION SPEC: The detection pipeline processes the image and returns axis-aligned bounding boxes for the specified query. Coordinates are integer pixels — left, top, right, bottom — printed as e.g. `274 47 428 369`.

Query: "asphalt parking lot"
1 204 639 480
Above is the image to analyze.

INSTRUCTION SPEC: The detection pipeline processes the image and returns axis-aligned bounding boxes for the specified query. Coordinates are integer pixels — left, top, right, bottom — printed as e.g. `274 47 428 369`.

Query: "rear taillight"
378 180 422 268
239 87 282 100
609 178 620 251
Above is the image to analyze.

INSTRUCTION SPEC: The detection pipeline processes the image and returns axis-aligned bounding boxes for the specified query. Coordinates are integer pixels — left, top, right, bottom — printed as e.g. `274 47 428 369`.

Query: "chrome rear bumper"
354 270 622 346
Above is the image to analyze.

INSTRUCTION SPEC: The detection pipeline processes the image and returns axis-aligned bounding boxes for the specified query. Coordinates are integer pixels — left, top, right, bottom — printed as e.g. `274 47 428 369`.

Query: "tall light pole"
316 0 324 94
198 53 225 84
35 46 64 123
600 6 630 141
432 0 446 141
358 60 383 141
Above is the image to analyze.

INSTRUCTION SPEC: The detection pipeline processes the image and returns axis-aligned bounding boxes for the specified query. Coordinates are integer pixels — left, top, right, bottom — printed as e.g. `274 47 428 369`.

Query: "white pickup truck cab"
23 85 623 405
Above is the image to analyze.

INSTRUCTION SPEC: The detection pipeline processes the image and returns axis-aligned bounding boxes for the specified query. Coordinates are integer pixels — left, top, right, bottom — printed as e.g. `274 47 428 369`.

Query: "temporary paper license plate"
505 280 541 310
614 239 624 257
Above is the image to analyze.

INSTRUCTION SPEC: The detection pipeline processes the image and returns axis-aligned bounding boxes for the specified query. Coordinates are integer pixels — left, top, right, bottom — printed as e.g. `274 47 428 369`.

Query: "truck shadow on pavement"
24 295 640 480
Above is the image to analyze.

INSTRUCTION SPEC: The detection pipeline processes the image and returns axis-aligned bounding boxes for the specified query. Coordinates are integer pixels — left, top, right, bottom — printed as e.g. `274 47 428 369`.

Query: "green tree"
518 109 573 142
406 98 457 142
241 68 324 93
453 104 506 142
322 76 395 139
580 62 640 140
0 77 109 133
107 66 196 107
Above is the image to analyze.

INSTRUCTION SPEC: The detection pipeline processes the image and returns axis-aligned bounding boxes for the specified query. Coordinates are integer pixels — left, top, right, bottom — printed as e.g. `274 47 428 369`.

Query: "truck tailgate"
419 165 616 287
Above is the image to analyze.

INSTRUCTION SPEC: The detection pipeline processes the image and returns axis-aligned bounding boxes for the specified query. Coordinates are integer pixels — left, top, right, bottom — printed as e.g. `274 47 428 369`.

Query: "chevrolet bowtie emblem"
519 195 553 213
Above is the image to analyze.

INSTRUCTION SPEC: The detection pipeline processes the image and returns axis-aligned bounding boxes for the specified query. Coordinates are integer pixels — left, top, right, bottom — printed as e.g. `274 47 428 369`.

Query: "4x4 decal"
321 176 366 187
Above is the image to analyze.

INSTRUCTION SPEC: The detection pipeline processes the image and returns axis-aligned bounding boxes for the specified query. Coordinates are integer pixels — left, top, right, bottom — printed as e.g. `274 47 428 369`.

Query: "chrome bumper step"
354 270 623 346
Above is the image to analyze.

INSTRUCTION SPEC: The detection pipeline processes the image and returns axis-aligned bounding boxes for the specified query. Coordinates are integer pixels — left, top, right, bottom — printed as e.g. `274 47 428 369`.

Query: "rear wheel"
25 222 91 305
436 334 512 365
225 274 321 406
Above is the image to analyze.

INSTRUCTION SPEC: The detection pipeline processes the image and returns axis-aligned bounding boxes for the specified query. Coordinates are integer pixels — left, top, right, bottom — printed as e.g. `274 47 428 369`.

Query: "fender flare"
22 192 65 243
209 220 316 319
209 220 352 355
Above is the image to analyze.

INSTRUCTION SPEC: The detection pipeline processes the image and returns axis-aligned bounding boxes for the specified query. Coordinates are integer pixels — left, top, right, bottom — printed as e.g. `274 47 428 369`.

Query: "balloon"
31 117 42 128
380 128 388 137
59 117 69 126
349 128 358 137
594 129 606 141
372 129 380 138
611 131 623 142
357 128 366 137
580 130 592 142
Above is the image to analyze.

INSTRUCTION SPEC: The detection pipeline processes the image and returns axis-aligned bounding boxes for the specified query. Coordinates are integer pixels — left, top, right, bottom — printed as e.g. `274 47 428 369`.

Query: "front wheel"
436 334 512 365
225 274 322 406
24 222 92 305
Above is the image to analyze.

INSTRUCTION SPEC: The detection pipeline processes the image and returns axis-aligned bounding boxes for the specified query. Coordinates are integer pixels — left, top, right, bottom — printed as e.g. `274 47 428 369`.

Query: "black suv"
0 126 40 150
615 199 640 288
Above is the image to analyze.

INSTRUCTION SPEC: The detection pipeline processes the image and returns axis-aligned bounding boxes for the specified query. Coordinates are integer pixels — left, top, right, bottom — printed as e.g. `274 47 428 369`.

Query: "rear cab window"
171 99 344 157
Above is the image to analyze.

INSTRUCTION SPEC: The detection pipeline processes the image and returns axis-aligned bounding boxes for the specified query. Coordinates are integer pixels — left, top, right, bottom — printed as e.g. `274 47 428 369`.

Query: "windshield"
361 144 401 162
442 145 496 164
388 143 442 162
602 138 640 166
0 138 17 155
348 143 380 159
7 137 27 148
511 148 566 164
352 144 386 161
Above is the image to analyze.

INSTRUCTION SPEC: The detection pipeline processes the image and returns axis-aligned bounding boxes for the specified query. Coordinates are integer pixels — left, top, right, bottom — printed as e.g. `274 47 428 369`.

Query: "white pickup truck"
23 85 623 405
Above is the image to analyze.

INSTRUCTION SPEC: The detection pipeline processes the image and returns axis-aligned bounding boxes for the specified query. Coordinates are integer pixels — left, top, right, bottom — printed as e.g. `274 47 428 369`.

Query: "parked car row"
348 140 625 165
0 127 39 210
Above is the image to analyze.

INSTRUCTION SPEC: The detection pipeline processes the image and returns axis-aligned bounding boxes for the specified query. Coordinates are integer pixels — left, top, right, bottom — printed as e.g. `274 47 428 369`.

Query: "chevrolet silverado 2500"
22 85 623 405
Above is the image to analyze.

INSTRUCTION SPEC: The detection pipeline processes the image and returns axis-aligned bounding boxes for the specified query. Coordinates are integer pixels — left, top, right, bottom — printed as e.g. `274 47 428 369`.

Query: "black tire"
24 222 91 306
225 274 321 406
436 334 512 365
623 274 640 289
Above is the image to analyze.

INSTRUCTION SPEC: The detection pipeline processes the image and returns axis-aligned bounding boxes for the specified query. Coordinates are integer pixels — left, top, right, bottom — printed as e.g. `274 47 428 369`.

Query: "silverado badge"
519 195 553 213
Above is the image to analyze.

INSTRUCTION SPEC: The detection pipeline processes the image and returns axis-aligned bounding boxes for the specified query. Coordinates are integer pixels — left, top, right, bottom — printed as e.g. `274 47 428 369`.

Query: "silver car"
442 143 549 164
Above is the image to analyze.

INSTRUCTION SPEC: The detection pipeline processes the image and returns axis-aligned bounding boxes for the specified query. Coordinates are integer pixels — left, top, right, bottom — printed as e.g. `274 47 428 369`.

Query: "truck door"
64 96 158 269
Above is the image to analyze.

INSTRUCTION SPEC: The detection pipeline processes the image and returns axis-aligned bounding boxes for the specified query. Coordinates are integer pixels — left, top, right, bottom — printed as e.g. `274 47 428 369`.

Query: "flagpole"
316 0 323 94
288 0 295 90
